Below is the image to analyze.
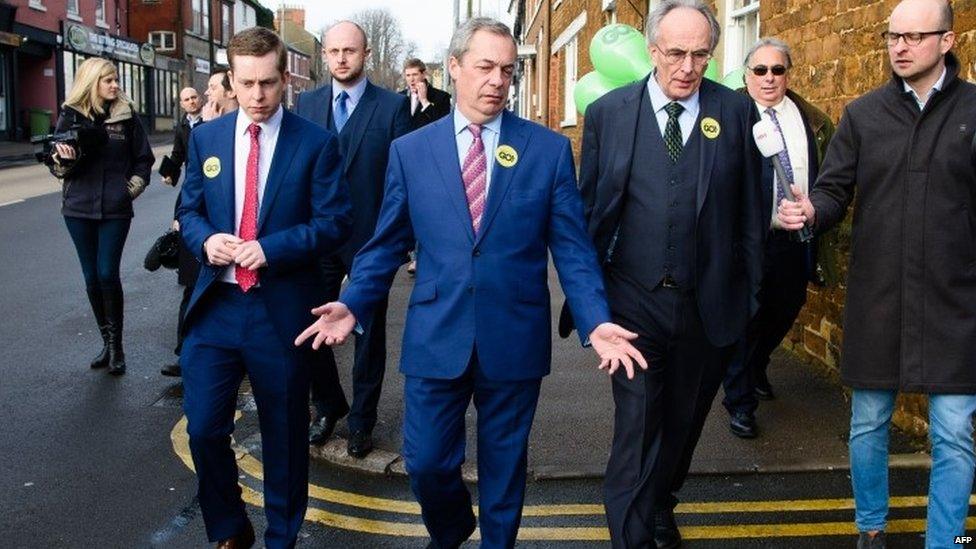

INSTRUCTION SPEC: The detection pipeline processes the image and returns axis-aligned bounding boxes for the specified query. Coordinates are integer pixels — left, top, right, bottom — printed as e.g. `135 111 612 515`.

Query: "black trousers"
602 273 731 548
722 232 808 415
309 254 389 433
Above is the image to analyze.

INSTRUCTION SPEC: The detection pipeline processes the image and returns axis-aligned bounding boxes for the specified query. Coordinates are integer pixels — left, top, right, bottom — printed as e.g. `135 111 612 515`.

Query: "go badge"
700 117 720 139
495 145 518 168
203 157 221 179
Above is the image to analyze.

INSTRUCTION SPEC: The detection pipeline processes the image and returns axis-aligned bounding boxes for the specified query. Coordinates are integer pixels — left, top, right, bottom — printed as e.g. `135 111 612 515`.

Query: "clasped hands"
294 304 649 380
203 233 266 270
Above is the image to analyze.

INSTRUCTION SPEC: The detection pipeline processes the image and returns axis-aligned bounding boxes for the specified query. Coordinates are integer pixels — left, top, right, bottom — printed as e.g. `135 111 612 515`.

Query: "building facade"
275 6 321 108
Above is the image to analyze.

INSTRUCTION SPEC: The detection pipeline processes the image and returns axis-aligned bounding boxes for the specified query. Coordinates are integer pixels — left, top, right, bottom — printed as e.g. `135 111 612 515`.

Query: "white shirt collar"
234 105 284 137
756 96 790 116
453 108 502 136
903 66 947 107
332 77 368 105
646 70 700 115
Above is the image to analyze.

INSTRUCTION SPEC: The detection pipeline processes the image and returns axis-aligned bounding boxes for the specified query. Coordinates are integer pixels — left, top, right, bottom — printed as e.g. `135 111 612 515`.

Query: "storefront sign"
63 22 154 66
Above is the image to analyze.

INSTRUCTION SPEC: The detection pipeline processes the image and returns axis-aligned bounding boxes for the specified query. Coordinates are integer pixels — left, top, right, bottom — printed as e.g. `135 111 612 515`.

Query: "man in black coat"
559 2 762 546
400 57 452 131
160 86 204 377
778 1 976 547
294 21 411 458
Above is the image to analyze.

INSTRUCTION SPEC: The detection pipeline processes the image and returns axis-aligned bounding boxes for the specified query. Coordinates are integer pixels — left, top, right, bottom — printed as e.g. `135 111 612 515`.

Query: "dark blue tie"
334 90 349 133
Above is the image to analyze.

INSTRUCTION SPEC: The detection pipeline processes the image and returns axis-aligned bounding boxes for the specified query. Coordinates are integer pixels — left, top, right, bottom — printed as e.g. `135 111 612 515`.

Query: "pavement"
311 267 923 481
0 131 175 170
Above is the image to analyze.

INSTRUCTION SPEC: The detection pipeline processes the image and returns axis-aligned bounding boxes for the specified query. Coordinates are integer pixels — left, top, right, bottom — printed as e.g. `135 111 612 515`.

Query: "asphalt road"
0 159 963 547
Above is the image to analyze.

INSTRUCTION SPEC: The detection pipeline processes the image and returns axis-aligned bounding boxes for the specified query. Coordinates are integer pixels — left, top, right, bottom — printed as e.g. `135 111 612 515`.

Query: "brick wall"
129 0 185 58
763 0 976 436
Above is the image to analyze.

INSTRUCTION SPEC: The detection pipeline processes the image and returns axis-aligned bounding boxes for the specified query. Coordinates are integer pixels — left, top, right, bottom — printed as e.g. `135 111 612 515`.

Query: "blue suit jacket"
341 110 611 381
294 81 411 266
177 109 353 346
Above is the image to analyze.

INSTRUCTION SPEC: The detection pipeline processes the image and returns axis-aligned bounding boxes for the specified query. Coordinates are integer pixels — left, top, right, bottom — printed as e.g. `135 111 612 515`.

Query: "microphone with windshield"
752 119 814 242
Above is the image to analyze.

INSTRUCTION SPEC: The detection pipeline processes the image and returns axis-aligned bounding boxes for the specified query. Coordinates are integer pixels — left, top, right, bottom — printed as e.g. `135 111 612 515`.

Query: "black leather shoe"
653 508 682 549
160 363 182 377
729 411 758 439
424 513 476 548
215 520 255 548
309 415 340 446
754 383 775 400
347 430 373 459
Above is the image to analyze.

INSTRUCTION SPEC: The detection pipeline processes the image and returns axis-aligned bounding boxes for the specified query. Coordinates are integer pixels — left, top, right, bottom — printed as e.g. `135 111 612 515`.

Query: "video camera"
31 126 107 164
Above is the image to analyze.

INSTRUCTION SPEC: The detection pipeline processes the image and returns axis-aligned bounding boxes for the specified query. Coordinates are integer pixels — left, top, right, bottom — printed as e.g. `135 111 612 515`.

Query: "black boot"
102 285 126 376
85 287 110 369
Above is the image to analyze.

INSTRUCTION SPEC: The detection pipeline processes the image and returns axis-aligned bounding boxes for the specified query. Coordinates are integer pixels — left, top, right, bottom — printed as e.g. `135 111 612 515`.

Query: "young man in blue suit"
560 2 763 546
296 18 646 549
294 21 411 458
177 27 351 549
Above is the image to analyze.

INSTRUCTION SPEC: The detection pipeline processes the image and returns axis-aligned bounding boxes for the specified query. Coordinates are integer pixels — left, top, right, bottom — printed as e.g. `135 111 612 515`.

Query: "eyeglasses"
880 30 949 47
656 46 712 66
748 65 788 76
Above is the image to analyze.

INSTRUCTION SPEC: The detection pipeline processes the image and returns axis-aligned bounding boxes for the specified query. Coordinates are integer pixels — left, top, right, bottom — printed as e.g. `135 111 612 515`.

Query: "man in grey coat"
779 1 976 547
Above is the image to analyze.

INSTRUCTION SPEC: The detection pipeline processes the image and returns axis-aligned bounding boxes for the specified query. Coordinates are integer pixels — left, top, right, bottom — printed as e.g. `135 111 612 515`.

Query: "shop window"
95 0 107 27
725 0 760 75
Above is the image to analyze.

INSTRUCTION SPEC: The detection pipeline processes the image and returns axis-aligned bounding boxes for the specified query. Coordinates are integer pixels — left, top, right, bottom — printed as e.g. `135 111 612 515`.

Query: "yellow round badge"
700 117 720 139
203 156 221 179
495 145 518 168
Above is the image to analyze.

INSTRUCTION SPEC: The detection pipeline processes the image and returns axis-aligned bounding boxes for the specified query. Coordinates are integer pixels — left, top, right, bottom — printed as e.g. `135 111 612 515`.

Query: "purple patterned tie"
766 107 795 205
462 124 487 233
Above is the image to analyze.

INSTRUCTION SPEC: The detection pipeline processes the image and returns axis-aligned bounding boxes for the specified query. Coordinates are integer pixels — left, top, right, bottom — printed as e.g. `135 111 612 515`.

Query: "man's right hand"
777 184 816 230
294 302 357 349
204 233 242 266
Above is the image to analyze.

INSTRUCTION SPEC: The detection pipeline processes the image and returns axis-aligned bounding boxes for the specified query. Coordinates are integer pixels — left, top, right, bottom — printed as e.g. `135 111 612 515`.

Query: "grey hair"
449 17 516 62
645 0 721 53
743 37 793 69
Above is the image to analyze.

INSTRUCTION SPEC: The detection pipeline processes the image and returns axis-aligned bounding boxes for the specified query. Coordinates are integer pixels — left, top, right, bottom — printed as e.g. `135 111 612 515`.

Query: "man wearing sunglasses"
778 1 976 547
720 38 836 440
558 0 763 546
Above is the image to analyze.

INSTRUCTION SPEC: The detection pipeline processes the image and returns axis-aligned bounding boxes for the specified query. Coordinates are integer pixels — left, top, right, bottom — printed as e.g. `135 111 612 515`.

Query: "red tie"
236 123 260 292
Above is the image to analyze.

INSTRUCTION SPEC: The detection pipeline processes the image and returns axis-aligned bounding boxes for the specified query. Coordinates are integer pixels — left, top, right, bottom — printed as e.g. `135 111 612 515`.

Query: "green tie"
664 102 684 163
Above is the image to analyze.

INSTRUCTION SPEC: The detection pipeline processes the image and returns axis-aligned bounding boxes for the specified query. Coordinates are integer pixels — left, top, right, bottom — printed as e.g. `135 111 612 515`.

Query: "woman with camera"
47 57 154 376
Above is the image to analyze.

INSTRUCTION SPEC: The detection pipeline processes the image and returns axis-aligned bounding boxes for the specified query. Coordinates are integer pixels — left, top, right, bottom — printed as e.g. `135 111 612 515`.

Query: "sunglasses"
749 65 788 76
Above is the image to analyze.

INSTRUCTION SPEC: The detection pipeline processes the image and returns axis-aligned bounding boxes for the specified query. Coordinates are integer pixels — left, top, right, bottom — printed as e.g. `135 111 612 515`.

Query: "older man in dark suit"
561 1 763 546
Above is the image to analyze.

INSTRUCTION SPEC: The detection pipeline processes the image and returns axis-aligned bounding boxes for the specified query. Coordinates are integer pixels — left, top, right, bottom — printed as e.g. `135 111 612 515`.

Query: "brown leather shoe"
216 521 255 549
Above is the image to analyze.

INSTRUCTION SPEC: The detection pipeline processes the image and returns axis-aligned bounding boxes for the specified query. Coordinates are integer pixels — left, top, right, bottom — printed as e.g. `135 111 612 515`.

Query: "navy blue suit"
294 81 410 433
177 109 351 547
341 110 611 547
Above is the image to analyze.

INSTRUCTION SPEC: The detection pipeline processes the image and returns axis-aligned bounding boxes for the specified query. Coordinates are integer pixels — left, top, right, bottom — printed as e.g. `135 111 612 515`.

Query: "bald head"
891 0 953 30
179 86 202 116
324 21 370 84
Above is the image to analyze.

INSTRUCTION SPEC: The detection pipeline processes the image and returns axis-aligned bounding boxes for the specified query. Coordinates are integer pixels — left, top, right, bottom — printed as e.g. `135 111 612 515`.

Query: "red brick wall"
129 0 186 57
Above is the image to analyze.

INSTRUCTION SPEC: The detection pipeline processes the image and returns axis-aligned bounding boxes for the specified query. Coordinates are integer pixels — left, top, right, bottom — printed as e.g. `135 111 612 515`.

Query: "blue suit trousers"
402 352 541 548
181 283 310 549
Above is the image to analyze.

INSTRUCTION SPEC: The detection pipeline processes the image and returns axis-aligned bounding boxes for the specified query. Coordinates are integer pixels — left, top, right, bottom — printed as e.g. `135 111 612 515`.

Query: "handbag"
144 229 181 271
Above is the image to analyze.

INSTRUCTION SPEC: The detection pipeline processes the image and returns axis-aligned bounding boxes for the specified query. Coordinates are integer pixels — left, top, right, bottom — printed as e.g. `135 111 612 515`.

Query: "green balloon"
574 71 624 114
703 62 720 82
721 67 746 89
590 24 653 83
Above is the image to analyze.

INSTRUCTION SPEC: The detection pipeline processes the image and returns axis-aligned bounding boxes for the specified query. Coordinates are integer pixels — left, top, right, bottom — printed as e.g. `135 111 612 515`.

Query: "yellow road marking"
170 416 972 540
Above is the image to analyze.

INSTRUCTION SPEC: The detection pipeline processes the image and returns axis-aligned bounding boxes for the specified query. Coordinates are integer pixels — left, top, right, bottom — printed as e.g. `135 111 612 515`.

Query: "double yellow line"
170 416 973 541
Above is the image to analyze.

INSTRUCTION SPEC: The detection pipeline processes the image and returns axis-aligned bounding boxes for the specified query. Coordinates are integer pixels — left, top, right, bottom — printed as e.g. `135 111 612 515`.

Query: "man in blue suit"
294 21 411 458
558 2 763 547
296 18 646 549
177 28 351 548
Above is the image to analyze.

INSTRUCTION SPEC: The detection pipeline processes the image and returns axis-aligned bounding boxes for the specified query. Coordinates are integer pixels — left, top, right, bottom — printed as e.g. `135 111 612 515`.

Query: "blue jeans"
63 216 131 290
850 389 976 548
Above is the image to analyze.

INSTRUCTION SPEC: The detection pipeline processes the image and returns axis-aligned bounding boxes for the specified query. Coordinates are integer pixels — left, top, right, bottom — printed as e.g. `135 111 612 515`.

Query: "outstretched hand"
294 302 357 349
588 322 647 379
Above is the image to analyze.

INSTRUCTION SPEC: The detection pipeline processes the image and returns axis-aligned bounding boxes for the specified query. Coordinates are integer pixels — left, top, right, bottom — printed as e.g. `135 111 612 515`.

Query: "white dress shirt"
646 71 701 144
454 109 502 196
757 96 809 230
220 106 283 284
904 67 947 110
331 76 368 119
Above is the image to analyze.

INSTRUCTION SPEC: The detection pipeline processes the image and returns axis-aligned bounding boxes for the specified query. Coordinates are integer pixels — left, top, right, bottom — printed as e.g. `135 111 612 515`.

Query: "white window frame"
149 31 177 52
95 0 108 29
724 0 760 76
553 11 586 127
67 0 80 17
28 0 46 12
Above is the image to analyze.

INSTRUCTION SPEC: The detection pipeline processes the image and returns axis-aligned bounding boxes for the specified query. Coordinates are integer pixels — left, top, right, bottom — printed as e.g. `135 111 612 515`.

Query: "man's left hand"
233 240 266 270
589 322 647 379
